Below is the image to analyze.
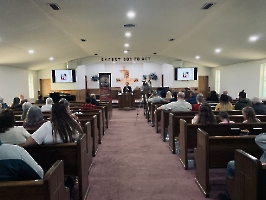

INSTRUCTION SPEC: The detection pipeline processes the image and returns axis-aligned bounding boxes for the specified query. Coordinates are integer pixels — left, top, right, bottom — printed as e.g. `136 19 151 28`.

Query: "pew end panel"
24 135 89 200
0 160 70 200
227 149 266 200
179 119 188 169
85 121 93 173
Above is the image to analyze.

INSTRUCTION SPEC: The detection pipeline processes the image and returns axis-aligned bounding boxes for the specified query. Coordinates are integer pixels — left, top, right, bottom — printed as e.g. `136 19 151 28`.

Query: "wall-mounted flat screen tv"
174 67 198 81
51 69 76 83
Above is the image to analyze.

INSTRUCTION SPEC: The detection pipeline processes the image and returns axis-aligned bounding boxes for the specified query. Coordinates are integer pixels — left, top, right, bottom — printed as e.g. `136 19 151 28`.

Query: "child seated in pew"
218 133 266 200
0 141 43 181
192 102 216 124
0 109 31 145
242 106 260 123
24 101 84 146
218 111 235 124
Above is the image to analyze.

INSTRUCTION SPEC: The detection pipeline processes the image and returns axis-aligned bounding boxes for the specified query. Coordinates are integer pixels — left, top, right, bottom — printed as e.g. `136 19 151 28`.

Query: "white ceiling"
1 0 266 70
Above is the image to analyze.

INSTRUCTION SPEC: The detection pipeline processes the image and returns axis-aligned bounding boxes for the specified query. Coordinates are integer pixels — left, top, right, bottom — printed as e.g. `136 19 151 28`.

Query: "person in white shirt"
41 97 53 112
25 101 83 146
0 109 30 145
156 92 192 113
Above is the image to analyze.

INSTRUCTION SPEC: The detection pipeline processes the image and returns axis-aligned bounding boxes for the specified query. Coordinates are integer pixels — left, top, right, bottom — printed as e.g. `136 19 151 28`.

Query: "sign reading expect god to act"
101 57 151 62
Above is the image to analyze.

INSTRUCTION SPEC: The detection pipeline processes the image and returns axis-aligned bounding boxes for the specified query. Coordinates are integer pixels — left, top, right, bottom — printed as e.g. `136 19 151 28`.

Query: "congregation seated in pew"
41 97 53 112
215 94 234 111
24 102 83 146
0 140 43 181
235 90 252 110
90 93 99 106
59 98 80 123
218 133 266 200
81 96 97 110
170 92 177 102
242 106 261 123
35 95 45 104
21 102 32 121
186 91 197 105
251 97 266 115
23 106 46 129
219 111 235 124
206 90 219 101
156 92 192 113
10 97 22 110
0 109 30 145
192 102 216 124
192 93 204 111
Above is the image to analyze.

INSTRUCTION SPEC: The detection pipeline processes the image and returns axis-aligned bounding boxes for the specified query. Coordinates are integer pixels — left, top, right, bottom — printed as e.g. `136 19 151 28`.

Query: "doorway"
198 76 209 97
40 79 51 98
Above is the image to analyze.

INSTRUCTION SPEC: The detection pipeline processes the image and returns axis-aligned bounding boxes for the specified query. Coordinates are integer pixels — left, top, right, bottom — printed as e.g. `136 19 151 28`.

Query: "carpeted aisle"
87 109 223 200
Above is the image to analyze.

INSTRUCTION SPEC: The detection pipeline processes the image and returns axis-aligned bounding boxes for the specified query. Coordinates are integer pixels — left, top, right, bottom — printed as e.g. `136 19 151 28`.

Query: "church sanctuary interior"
1 0 266 200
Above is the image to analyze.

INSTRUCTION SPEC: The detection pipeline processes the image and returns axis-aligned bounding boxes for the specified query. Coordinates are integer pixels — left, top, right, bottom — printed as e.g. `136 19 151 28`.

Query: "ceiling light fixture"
127 11 135 19
125 32 131 37
215 49 221 53
28 50 34 54
201 3 215 10
113 62 115 64
195 56 200 59
125 43 129 47
48 3 60 10
49 57 54 61
249 36 258 42
123 50 128 53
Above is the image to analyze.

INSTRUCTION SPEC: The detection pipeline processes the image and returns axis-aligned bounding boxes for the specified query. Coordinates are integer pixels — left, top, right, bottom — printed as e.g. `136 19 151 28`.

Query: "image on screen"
177 68 195 81
55 70 73 83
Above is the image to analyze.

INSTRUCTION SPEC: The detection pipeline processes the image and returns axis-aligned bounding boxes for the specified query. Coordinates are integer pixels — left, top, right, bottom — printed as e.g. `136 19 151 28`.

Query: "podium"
118 93 135 110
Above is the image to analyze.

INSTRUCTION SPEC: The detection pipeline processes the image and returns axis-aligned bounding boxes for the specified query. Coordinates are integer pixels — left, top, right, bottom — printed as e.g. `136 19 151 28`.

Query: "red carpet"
87 108 224 200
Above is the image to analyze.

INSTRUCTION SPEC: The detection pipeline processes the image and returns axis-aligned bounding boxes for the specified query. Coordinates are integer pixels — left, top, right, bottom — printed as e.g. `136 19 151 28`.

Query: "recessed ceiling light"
113 62 115 64
125 32 131 37
125 43 129 47
123 50 128 53
195 56 200 59
127 11 135 19
249 36 258 42
48 3 60 10
28 50 34 54
215 49 221 53
49 57 54 60
133 61 136 63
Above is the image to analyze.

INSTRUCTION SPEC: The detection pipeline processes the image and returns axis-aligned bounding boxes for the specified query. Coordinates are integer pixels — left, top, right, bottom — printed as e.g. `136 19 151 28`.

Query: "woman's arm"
24 136 38 147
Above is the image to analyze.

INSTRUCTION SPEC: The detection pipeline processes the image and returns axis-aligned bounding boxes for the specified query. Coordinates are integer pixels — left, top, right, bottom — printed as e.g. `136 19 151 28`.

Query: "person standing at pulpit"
123 82 132 93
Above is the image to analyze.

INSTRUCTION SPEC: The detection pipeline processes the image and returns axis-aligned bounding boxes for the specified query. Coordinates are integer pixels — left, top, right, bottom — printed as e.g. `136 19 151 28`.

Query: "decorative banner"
99 73 112 101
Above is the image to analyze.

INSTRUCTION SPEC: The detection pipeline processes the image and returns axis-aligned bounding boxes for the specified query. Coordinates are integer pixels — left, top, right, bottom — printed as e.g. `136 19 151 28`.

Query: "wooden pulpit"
118 93 135 110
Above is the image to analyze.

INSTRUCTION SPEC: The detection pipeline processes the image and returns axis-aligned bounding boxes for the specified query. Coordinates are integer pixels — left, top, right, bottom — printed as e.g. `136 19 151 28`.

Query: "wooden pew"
156 110 243 135
194 129 262 198
168 114 266 154
76 110 104 141
24 134 89 200
150 102 166 126
179 120 266 170
227 149 266 200
79 116 99 157
0 160 70 200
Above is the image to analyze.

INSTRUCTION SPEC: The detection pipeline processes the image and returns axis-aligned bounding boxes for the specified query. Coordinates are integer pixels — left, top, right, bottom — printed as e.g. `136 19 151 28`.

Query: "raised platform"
112 99 143 108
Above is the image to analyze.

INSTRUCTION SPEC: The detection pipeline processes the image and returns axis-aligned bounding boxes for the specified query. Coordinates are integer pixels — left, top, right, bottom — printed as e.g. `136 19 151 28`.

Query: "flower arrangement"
91 75 99 82
149 72 158 80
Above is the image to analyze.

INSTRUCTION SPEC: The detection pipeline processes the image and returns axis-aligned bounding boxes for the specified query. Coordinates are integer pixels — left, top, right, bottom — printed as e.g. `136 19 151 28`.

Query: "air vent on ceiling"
123 24 136 28
48 3 60 10
201 3 215 10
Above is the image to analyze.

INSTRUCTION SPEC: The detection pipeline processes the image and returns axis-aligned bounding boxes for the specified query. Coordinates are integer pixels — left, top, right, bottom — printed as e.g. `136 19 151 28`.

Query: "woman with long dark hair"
242 106 260 123
215 95 234 111
192 102 216 124
25 101 83 145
